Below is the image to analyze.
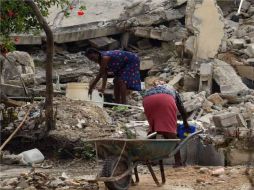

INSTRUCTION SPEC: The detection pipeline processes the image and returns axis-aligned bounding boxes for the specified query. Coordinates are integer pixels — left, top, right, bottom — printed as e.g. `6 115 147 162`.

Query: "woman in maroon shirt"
143 80 189 167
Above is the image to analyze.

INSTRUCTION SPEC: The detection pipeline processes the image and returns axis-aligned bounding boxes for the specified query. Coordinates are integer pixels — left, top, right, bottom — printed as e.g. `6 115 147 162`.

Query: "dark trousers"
157 132 182 166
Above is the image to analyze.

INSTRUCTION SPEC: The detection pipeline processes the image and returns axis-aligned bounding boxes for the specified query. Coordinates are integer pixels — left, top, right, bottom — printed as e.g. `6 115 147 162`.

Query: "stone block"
207 93 225 106
213 112 238 128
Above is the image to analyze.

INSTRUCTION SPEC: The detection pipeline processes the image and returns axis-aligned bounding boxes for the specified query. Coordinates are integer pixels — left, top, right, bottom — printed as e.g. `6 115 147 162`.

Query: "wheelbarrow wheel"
101 156 131 190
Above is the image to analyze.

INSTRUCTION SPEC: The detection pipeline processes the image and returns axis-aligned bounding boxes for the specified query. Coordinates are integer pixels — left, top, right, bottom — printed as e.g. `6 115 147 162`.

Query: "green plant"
0 0 86 53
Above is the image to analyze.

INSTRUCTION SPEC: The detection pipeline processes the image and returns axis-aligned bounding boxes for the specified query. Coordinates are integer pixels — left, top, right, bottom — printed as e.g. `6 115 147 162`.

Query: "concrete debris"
131 26 188 42
88 37 119 50
2 51 35 86
0 171 98 190
229 38 246 49
213 59 249 96
119 0 184 27
183 91 206 112
213 112 238 128
245 43 254 57
207 93 225 106
199 63 213 95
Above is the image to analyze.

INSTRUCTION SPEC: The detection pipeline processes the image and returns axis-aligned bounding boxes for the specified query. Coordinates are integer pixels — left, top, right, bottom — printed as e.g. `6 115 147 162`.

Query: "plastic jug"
177 124 196 139
19 148 45 165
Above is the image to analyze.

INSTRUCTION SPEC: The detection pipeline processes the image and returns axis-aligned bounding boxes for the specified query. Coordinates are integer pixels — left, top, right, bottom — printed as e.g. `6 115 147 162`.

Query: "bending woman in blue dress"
85 48 141 104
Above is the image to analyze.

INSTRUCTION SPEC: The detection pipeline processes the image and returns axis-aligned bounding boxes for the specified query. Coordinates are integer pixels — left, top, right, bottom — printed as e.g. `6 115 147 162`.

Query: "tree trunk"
25 0 54 131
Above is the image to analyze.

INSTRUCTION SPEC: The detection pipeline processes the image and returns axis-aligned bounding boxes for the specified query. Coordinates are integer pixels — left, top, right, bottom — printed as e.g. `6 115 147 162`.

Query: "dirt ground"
129 166 253 190
1 159 253 190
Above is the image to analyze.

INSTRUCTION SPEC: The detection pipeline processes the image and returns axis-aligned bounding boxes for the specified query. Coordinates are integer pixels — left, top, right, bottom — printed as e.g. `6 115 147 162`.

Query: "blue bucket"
177 124 196 139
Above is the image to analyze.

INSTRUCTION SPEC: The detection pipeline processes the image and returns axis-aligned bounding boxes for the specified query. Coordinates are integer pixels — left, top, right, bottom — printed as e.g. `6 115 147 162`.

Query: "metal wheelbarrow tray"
86 130 203 190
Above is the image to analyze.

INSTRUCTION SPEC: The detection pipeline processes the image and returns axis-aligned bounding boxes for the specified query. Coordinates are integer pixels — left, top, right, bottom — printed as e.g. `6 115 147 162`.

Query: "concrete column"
199 63 213 95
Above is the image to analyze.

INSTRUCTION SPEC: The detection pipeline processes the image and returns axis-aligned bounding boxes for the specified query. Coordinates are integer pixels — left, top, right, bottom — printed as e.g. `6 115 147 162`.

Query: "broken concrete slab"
88 37 119 50
213 59 249 96
131 26 188 42
119 0 184 27
193 0 225 60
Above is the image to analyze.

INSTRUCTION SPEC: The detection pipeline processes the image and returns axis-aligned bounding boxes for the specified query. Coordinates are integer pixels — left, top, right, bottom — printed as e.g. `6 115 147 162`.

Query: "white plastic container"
65 83 104 108
19 148 45 165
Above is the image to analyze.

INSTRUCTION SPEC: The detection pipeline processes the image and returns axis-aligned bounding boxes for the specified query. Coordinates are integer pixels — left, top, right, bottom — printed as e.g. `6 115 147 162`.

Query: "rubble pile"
55 97 111 132
1 0 254 168
34 51 98 85
218 0 254 84
0 170 98 190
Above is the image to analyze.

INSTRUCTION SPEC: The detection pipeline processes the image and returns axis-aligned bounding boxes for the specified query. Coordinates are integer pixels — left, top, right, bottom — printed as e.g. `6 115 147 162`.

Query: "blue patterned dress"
101 50 141 91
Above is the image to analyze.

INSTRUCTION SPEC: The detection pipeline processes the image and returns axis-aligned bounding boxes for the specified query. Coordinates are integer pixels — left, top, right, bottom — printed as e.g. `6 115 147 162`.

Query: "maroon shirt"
143 93 178 134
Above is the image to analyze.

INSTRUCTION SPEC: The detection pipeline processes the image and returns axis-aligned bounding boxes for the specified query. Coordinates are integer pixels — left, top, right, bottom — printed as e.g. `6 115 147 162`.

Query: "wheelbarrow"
86 130 203 190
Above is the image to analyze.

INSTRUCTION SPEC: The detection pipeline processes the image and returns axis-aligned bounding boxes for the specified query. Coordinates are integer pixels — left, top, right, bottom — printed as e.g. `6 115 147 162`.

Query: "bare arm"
89 57 108 95
175 92 189 128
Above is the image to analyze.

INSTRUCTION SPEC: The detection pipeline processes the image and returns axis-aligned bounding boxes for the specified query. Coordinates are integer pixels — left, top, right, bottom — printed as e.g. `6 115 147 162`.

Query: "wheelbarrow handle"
168 130 203 157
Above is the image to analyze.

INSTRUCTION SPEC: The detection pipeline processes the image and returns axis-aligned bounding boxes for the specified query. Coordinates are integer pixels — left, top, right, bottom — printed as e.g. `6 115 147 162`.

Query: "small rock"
49 179 65 188
199 167 209 174
211 167 225 176
196 178 206 183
